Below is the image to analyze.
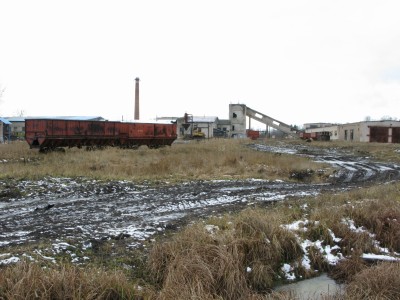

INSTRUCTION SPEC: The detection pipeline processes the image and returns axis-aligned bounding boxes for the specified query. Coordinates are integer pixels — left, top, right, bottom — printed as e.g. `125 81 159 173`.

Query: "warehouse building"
304 120 400 143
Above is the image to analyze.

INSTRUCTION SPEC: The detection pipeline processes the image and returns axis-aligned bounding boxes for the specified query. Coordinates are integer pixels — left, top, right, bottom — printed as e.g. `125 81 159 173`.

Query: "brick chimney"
134 77 140 120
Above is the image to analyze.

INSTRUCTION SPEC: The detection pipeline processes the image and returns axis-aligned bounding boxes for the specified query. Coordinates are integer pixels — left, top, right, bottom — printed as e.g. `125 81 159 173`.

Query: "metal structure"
25 119 177 152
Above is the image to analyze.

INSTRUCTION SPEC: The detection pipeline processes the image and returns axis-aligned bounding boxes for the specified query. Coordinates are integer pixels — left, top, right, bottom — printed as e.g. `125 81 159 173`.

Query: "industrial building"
304 120 400 143
156 104 400 143
1 75 399 144
175 104 299 140
175 114 231 139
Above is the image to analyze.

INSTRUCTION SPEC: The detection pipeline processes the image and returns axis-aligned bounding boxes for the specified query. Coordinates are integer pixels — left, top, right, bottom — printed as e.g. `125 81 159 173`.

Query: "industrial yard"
1 139 400 298
1 143 400 251
1 1 400 297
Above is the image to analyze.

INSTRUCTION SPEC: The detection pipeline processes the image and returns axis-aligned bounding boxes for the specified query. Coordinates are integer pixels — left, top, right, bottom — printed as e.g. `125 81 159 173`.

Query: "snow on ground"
2 143 400 266
280 217 400 281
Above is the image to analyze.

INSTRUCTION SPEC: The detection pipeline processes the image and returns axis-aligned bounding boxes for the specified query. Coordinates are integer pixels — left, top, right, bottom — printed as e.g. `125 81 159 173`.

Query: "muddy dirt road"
1 143 400 257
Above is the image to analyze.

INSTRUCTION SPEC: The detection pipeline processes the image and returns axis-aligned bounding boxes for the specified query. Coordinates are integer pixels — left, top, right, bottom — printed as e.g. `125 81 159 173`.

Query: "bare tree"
381 115 398 121
14 109 25 117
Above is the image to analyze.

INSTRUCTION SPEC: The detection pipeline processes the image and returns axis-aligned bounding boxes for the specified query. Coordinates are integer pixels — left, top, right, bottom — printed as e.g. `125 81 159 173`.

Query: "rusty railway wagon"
25 119 177 152
299 131 330 141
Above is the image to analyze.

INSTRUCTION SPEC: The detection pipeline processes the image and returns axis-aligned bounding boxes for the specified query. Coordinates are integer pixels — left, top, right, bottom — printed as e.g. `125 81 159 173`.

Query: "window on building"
350 129 354 141
233 113 237 118
344 130 348 140
232 125 235 131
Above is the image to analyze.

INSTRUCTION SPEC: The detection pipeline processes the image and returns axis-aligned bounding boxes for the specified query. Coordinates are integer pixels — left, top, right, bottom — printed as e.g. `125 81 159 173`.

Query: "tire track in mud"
1 143 400 251
250 143 400 184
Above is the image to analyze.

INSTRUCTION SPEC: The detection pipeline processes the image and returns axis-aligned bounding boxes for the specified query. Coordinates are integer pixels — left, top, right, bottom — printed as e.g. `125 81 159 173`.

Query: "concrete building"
304 120 400 143
229 104 298 138
229 104 248 138
339 120 400 143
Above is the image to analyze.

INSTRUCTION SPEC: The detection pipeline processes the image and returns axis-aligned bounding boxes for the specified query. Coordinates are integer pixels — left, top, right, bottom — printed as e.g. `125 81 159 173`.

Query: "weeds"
0 261 138 299
147 208 305 299
0 139 330 182
145 184 400 298
344 262 400 299
2 140 400 298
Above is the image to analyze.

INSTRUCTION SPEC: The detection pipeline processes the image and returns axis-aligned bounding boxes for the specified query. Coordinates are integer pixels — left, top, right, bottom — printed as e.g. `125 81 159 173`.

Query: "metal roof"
5 116 106 122
192 116 218 123
217 119 231 125
0 117 12 125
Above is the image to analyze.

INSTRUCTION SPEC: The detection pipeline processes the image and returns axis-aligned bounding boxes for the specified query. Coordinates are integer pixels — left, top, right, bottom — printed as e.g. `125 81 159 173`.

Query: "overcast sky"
1 0 400 127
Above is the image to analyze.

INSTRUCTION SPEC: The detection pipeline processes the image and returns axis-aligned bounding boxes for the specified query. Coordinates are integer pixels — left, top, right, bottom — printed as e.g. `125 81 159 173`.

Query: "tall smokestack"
134 77 140 120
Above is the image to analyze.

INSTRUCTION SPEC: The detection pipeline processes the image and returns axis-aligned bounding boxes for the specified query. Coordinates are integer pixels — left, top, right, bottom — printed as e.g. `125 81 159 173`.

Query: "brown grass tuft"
344 262 400 299
329 255 368 283
147 208 305 299
350 198 400 252
0 261 138 299
148 223 250 299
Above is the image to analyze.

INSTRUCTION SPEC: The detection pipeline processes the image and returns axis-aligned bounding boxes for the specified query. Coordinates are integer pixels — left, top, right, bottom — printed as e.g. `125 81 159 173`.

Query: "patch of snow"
283 220 309 231
34 250 56 264
0 256 20 265
362 253 400 261
205 225 219 235
281 263 296 280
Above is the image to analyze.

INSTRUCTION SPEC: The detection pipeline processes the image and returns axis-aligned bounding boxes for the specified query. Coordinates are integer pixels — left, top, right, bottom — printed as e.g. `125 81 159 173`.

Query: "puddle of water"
274 273 344 299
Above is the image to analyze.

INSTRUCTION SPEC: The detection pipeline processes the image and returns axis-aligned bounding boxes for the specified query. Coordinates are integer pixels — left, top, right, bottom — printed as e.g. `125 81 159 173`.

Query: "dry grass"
147 223 250 299
349 198 400 252
2 139 400 298
0 261 138 299
344 262 400 299
0 139 329 182
144 184 400 299
147 208 303 299
2 182 400 299
329 255 368 283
